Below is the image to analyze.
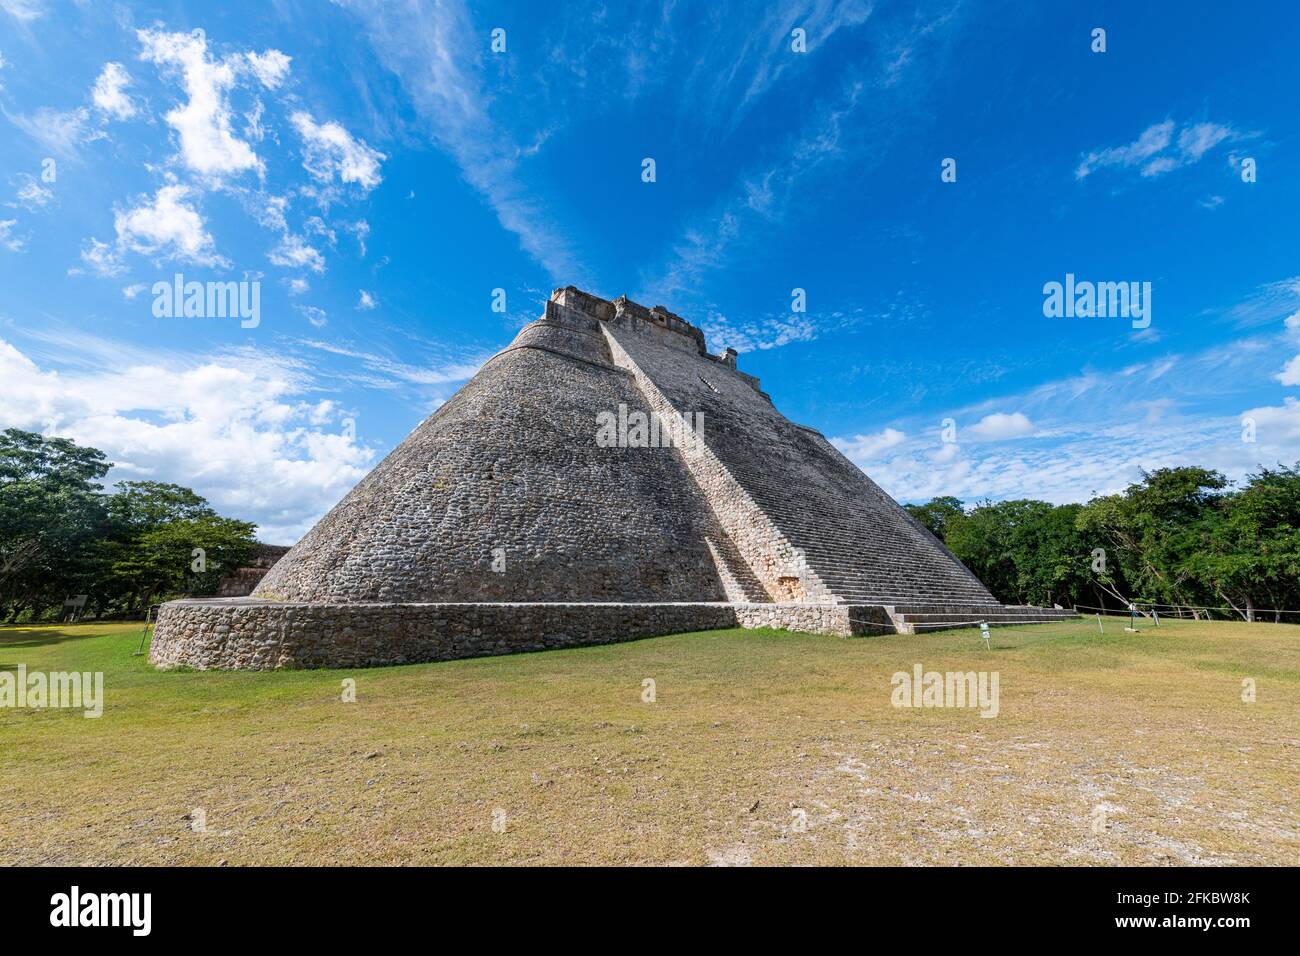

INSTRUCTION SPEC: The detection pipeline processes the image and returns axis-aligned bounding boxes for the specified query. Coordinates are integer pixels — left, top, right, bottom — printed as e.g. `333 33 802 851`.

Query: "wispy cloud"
701 309 818 353
638 5 963 316
1220 275 1300 329
639 78 867 306
295 336 486 393
3 106 98 160
0 217 26 252
336 0 588 283
0 0 44 23
832 324 1299 506
1076 119 1242 180
684 0 875 129
9 172 52 210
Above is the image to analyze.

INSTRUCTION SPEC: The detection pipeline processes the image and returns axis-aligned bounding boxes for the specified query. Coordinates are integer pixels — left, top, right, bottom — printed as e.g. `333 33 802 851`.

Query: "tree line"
4 427 1297 625
905 465 1300 621
0 429 257 624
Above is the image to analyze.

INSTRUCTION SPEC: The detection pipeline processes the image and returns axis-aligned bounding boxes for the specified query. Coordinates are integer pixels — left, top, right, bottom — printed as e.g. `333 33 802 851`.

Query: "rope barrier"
1130 601 1300 614
1076 602 1300 620
847 615 1074 630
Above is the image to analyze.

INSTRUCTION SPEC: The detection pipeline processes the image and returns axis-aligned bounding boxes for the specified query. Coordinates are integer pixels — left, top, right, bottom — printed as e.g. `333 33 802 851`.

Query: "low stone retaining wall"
149 598 1061 670
733 602 894 637
149 599 744 670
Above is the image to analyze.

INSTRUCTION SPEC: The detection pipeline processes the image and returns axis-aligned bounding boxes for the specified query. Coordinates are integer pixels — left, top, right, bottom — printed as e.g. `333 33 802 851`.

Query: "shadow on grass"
0 626 127 653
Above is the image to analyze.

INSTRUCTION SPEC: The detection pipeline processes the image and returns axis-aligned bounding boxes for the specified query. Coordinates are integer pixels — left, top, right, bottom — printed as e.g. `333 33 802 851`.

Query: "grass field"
1 617 1296 866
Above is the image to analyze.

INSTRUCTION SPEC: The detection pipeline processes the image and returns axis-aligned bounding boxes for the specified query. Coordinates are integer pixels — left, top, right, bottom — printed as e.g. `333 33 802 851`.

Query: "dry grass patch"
1 618 1296 865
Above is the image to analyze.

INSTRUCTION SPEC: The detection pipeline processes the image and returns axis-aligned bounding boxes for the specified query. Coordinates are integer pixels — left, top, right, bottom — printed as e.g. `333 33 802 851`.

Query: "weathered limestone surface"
600 311 998 606
253 299 734 603
149 598 905 669
150 598 738 669
152 286 1073 670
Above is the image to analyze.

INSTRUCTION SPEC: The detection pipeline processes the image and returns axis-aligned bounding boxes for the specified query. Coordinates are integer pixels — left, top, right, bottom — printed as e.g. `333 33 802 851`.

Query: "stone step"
894 606 1074 618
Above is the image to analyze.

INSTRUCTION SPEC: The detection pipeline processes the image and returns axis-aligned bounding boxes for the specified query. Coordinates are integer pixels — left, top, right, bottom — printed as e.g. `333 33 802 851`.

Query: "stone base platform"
148 598 1076 670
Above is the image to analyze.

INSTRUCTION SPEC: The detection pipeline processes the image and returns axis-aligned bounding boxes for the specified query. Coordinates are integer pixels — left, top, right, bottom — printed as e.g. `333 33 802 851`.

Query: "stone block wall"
151 599 740 669
149 598 905 670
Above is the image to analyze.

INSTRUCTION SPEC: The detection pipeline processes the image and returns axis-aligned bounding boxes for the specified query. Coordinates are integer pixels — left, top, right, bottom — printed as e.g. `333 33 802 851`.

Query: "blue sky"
2 0 1298 542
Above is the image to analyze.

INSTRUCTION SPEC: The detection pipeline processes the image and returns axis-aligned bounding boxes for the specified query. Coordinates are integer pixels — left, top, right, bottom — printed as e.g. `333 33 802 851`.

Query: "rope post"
979 621 991 649
134 604 159 657
1096 613 1103 634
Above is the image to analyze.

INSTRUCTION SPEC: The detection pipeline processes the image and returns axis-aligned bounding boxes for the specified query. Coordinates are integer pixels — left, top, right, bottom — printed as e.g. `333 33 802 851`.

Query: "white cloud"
0 0 44 22
78 237 123 277
121 282 147 300
1178 122 1232 163
967 412 1034 440
702 309 817 353
1076 120 1172 179
0 335 374 542
297 337 484 389
1076 119 1239 180
113 183 226 267
335 0 585 282
833 427 905 462
137 28 290 179
0 217 26 252
1276 356 1300 387
1241 397 1300 446
290 110 385 191
350 219 370 256
4 106 95 160
91 62 137 120
295 304 328 328
1262 306 1300 385
286 277 309 295
268 232 325 273
357 289 376 310
830 323 1300 508
10 172 53 209
244 49 291 89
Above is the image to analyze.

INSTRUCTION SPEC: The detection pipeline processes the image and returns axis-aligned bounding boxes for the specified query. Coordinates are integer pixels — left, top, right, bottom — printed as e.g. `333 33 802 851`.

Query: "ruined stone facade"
151 287 1073 669
216 543 290 598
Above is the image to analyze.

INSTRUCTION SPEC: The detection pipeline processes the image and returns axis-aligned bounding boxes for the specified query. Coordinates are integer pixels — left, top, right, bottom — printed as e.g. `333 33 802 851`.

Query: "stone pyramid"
151 287 1072 669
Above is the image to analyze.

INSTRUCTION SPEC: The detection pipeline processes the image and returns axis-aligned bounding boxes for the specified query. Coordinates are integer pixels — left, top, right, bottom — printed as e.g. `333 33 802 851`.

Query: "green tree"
1186 465 1300 621
0 429 110 620
904 496 965 541
105 482 256 611
1077 467 1227 609
944 499 1025 602
932 498 1098 607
